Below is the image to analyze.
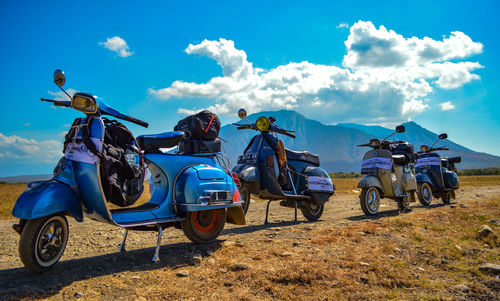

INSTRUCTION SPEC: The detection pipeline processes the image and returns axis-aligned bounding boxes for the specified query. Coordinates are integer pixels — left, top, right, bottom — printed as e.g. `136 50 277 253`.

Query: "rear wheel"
181 209 226 244
417 183 433 206
239 183 251 214
360 187 380 216
19 214 69 273
300 203 324 221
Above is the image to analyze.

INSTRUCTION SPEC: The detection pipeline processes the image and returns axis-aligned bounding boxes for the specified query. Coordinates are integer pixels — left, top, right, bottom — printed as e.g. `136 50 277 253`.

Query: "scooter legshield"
12 181 83 221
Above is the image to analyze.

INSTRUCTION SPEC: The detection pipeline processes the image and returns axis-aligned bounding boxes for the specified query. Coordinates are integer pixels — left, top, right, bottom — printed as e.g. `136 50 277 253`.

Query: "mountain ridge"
220 110 500 172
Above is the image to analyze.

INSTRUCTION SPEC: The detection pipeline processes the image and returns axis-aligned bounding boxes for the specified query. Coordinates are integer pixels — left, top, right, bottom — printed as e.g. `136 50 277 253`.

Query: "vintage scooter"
232 109 335 223
11 70 245 273
357 125 417 216
415 133 461 205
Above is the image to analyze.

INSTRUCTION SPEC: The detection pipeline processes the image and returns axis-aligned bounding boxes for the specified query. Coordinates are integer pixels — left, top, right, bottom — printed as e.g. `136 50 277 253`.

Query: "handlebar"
123 116 149 128
41 98 71 107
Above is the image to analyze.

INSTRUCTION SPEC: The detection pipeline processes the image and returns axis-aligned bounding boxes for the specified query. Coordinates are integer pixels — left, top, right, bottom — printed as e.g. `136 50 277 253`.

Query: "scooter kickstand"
119 229 129 252
294 200 298 224
152 225 163 263
265 200 272 224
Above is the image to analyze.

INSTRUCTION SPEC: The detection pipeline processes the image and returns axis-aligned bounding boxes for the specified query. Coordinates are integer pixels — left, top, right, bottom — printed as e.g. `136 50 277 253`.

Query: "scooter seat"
136 131 186 151
392 154 407 165
285 148 320 166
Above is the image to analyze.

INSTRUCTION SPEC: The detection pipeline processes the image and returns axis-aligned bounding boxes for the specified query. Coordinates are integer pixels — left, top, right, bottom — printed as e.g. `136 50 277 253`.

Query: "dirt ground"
1 185 499 300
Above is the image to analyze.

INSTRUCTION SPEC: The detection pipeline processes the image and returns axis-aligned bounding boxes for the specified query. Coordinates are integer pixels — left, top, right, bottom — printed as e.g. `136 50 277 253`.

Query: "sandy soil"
0 186 499 300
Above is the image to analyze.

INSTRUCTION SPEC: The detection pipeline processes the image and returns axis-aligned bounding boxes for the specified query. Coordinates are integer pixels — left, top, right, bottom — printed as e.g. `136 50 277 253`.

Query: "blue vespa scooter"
232 109 334 224
11 70 245 273
415 133 461 205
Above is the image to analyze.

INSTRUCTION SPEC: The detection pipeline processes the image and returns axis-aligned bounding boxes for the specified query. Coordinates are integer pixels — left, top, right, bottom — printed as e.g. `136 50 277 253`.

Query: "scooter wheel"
300 203 324 221
181 209 226 244
417 183 433 206
360 187 380 216
19 214 69 273
239 183 251 214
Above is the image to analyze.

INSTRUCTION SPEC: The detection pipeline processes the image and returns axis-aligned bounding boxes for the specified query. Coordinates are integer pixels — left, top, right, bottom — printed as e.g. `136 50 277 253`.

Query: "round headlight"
369 139 381 148
420 145 430 152
255 116 270 131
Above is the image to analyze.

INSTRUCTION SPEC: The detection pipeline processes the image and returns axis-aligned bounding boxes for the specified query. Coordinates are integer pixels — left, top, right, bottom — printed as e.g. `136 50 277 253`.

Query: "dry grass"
459 175 500 188
88 195 499 300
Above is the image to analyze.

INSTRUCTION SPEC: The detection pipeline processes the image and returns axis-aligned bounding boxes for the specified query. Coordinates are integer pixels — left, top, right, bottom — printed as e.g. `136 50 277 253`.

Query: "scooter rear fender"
357 175 384 194
12 181 83 222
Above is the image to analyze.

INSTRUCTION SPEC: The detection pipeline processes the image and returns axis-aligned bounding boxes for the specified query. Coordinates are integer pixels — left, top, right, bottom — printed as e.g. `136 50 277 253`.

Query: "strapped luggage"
174 110 221 140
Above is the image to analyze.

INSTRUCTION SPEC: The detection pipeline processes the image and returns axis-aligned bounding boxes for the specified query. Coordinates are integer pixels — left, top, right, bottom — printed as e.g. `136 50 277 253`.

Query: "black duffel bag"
174 110 221 140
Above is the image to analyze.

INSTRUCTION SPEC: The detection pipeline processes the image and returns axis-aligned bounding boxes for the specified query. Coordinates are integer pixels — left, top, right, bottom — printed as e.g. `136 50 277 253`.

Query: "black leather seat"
392 154 407 165
178 139 222 155
136 131 186 152
285 148 320 166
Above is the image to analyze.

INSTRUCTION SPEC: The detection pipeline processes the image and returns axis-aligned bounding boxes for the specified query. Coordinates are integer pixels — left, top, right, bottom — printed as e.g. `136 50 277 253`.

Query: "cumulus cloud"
99 36 133 58
0 133 62 161
336 22 349 29
439 101 456 111
149 21 483 124
48 88 77 101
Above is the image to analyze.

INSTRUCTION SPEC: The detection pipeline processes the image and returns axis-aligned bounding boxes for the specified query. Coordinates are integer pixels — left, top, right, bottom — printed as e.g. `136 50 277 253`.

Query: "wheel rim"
366 188 379 213
308 203 321 214
423 184 431 203
35 216 67 267
192 210 219 233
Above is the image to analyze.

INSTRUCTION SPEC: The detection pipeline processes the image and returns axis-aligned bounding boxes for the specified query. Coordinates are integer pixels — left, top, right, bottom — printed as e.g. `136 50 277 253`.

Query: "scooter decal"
415 156 441 168
64 138 102 164
308 176 334 192
361 157 392 170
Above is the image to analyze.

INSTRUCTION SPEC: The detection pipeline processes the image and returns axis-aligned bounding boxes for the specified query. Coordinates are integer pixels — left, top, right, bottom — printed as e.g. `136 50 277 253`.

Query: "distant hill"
0 174 52 184
220 110 500 172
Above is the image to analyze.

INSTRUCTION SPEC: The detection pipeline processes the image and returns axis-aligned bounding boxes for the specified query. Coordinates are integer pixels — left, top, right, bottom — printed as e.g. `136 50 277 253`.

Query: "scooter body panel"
359 149 394 197
415 153 445 191
415 173 434 189
12 181 83 221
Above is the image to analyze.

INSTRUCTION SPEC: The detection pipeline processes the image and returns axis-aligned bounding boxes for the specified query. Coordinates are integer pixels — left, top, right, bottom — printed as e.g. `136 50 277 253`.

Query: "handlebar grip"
283 132 296 138
125 116 149 128
41 98 71 107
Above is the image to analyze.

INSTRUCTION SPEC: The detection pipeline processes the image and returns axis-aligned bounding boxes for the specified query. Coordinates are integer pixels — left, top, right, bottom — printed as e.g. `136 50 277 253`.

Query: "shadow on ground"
0 241 221 300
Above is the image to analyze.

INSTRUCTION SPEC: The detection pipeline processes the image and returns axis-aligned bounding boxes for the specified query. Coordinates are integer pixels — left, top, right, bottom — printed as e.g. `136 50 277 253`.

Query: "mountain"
219 110 500 172
0 174 51 184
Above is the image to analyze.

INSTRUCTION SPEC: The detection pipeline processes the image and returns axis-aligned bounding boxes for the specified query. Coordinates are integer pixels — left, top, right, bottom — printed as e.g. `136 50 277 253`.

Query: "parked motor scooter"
357 125 417 216
231 109 335 223
415 133 461 205
11 70 245 273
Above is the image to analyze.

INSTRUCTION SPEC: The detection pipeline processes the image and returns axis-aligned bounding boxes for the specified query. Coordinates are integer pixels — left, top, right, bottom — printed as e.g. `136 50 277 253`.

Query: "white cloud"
0 133 62 161
149 21 483 124
24 123 30 127
336 22 349 29
99 36 133 58
439 101 456 111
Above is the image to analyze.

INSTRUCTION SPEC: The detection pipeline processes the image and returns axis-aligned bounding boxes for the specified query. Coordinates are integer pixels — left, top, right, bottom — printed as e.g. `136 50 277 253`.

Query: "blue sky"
0 0 499 176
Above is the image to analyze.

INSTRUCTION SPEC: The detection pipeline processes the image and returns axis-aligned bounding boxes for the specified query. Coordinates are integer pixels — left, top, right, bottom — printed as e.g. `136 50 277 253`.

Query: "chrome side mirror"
438 133 448 140
238 108 247 119
54 69 66 87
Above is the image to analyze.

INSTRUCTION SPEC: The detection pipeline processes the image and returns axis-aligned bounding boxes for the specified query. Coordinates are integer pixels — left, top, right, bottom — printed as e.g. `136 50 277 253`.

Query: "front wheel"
360 187 380 216
239 183 251 214
300 203 324 221
19 214 69 273
417 183 433 206
181 209 226 244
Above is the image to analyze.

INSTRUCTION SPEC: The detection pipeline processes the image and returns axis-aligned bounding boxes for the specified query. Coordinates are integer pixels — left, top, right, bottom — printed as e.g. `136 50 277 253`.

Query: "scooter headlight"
72 93 97 114
369 139 381 148
420 145 430 153
255 116 270 131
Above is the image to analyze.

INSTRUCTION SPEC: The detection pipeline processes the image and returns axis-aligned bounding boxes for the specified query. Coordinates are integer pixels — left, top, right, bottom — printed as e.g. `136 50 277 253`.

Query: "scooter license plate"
308 176 334 192
238 153 257 164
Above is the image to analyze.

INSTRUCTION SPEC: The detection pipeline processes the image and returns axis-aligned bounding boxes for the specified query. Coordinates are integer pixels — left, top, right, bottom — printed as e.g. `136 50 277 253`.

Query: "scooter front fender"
357 175 384 193
233 164 260 183
12 181 83 222
416 173 434 189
